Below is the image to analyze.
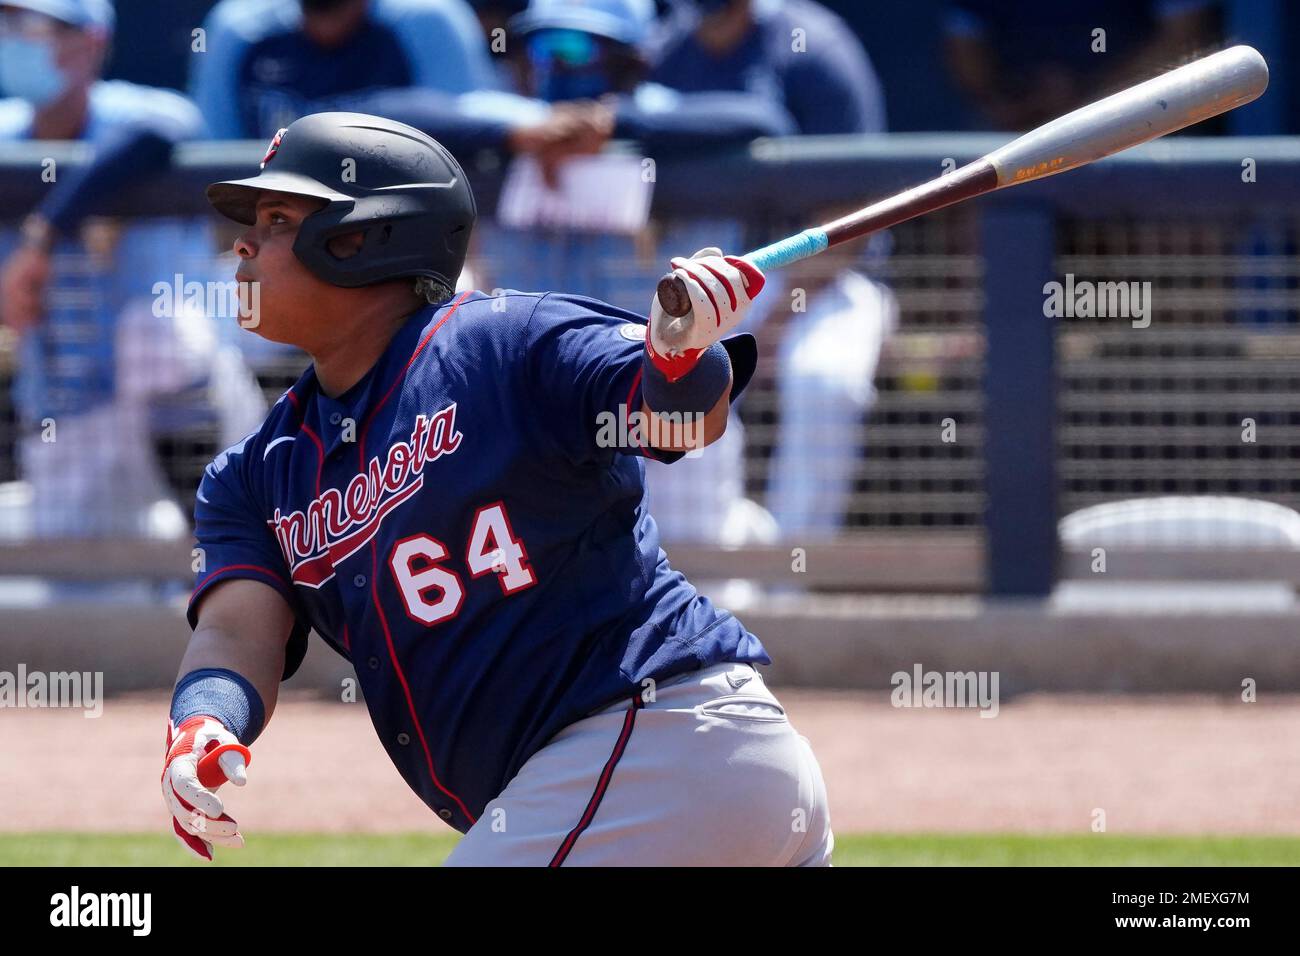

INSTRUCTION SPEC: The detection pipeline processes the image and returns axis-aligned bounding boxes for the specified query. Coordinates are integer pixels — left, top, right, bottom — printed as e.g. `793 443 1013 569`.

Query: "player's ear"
325 230 366 260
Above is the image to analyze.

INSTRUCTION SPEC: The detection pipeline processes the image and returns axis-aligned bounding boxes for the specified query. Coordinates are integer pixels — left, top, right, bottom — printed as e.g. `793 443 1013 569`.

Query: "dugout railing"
3 134 1300 599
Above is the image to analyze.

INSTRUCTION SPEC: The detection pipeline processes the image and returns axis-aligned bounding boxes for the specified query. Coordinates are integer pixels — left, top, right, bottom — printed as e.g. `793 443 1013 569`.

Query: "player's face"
0 7 104 100
231 191 335 346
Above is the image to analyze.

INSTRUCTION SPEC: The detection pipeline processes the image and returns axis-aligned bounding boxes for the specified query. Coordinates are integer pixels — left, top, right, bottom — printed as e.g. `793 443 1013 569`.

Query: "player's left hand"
648 247 765 382
161 715 250 861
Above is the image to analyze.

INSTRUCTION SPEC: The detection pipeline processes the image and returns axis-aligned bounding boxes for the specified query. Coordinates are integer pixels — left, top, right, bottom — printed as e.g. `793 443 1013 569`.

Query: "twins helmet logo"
260 128 288 169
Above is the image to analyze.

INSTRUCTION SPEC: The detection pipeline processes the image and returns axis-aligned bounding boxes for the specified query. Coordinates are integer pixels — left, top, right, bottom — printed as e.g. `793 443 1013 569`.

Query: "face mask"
535 66 612 103
0 37 68 106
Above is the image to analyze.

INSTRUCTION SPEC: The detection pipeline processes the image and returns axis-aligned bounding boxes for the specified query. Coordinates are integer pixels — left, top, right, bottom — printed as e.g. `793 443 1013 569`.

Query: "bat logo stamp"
260 127 288 169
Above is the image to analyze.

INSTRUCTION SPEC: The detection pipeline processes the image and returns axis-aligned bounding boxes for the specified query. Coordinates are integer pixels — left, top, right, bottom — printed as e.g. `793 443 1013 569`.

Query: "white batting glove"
161 715 250 861
648 247 765 382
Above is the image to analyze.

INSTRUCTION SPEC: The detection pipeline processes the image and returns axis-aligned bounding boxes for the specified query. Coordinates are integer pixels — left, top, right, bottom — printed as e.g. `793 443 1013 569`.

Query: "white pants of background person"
643 417 779 546
645 268 896 544
767 269 897 537
13 294 265 539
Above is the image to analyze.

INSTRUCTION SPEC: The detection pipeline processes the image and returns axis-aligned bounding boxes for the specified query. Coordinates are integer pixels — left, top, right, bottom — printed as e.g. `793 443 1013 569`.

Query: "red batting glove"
161 715 251 861
647 247 766 382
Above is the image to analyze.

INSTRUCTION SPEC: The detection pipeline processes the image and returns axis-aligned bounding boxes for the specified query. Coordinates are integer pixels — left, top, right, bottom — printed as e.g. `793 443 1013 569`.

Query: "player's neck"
309 300 424 399
695 6 755 57
31 86 91 141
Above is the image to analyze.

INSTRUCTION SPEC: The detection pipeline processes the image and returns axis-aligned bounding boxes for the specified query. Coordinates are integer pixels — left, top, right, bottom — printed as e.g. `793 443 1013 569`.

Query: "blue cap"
0 0 115 31
510 0 655 47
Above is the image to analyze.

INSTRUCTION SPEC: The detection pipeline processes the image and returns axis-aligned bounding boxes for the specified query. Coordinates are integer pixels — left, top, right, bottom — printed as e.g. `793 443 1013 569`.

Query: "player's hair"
414 275 454 306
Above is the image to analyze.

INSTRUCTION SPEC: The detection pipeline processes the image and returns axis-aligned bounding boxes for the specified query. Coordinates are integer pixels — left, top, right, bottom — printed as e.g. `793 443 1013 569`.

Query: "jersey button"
329 412 342 425
438 809 453 821
397 732 410 746
353 574 367 588
367 656 380 670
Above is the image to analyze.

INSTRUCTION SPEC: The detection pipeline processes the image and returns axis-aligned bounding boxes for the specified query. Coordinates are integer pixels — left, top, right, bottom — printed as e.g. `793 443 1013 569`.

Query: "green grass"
0 833 460 867
829 833 1300 867
4 832 1300 866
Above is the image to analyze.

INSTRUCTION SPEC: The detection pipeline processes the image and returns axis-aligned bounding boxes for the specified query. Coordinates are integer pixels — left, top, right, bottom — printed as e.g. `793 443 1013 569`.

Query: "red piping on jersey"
299 423 325 499
359 291 473 445
361 291 476 825
368 543 476 824
623 368 674 462
191 563 290 600
549 692 644 866
624 368 652 459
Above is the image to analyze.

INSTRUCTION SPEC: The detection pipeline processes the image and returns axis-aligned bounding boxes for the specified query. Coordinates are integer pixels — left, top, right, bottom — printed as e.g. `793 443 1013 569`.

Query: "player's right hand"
161 715 250 861
647 247 766 383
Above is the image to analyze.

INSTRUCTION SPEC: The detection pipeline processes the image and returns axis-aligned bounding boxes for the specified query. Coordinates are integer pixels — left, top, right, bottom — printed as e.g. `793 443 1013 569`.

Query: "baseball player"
163 111 832 866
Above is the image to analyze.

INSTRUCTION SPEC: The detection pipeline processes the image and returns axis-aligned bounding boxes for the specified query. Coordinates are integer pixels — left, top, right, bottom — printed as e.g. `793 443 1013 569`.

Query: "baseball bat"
655 44 1269 318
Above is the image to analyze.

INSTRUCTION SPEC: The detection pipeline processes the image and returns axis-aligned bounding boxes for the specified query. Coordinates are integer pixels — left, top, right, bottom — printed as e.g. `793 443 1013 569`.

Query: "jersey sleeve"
520 293 680 467
188 0 255 139
386 0 496 95
613 87 798 152
783 18 887 135
521 293 756 469
188 435 310 681
40 121 182 237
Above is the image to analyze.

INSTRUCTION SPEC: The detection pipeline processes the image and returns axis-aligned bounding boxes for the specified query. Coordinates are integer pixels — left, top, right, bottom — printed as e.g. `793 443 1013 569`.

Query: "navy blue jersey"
188 291 770 830
942 1 1205 80
649 0 885 136
191 0 495 139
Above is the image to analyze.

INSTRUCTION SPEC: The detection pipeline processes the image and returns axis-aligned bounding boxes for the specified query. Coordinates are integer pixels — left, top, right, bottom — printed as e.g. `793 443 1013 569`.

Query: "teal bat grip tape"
744 229 829 270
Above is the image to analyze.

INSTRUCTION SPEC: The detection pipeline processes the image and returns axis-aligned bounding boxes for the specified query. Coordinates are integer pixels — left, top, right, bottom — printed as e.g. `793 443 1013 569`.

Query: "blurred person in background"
190 0 496 140
361 0 795 302
762 232 896 538
490 0 797 548
942 0 1217 131
325 0 860 550
467 0 529 92
645 220 899 549
649 0 885 135
0 0 266 538
327 0 796 315
642 0 896 548
360 0 796 173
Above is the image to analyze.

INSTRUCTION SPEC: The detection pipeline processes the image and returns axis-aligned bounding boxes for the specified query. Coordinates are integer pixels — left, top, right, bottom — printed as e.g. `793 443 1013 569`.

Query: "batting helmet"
206 112 476 289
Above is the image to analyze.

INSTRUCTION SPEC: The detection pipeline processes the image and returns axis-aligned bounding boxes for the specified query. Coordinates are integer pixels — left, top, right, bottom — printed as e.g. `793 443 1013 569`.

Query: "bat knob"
655 274 692 318
197 743 251 789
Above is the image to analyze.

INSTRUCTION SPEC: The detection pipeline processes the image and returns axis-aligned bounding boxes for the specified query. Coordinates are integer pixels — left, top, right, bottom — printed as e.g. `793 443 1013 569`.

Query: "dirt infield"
2 689 1296 835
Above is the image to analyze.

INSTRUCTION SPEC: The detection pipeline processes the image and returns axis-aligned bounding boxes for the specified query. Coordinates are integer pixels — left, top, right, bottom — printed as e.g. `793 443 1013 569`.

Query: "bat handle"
654 228 830 319
655 274 692 318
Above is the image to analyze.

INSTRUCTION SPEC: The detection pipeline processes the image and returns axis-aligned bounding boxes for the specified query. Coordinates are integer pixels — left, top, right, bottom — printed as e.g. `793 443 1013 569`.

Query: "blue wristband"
641 341 731 416
170 668 266 746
